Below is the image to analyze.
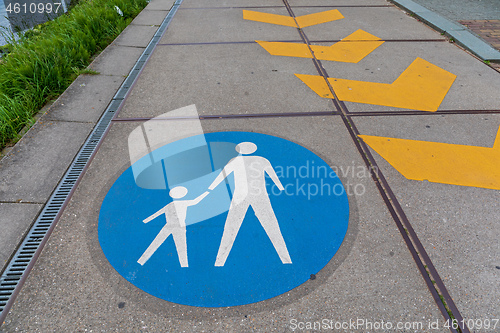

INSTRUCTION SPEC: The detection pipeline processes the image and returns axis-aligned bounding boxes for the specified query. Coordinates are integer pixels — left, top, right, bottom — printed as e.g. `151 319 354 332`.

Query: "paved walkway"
413 0 500 21
460 19 500 71
1 0 499 331
412 0 500 71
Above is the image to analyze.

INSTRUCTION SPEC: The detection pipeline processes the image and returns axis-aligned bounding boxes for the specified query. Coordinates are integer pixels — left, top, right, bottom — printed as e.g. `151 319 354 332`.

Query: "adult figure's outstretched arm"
264 164 284 191
208 160 235 190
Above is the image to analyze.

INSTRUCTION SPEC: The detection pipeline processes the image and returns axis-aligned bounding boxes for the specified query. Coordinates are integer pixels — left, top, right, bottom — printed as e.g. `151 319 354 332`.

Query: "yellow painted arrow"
256 30 384 63
243 9 344 28
296 57 456 111
359 126 500 190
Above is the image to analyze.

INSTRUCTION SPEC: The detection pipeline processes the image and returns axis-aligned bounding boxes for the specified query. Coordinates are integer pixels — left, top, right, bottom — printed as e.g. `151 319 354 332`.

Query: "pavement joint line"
290 5 393 8
279 0 468 331
178 5 393 10
114 45 148 49
132 23 162 27
0 0 184 323
348 109 500 116
99 73 130 77
353 139 464 333
111 108 500 122
312 39 447 43
109 45 145 49
113 111 341 122
346 115 467 333
389 0 500 62
0 201 45 205
158 39 448 46
158 40 302 46
180 6 286 9
42 119 96 124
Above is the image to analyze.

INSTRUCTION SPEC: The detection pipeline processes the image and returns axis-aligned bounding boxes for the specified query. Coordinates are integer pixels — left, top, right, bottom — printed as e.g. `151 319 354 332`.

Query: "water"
0 0 12 47
0 0 69 47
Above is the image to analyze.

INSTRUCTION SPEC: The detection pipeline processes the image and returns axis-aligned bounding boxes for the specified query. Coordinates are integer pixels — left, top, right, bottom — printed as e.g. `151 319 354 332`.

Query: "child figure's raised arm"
188 191 210 206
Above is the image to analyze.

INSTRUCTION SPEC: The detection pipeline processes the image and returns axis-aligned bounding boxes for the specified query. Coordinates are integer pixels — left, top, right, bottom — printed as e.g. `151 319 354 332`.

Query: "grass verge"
0 0 148 149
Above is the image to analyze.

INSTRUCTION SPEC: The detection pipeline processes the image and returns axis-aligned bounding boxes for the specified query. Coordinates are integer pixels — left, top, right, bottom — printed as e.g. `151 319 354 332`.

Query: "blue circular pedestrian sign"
99 131 349 307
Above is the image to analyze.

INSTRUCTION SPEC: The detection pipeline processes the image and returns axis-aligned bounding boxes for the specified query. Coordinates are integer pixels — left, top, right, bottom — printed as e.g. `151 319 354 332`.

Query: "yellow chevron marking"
296 58 456 111
256 30 384 63
359 126 500 190
243 9 344 28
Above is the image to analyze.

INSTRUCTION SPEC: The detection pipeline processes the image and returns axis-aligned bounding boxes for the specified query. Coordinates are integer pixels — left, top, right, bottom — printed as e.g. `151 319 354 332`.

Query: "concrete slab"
293 6 447 41
44 74 125 123
0 203 42 271
131 9 170 26
160 7 303 44
181 0 284 8
89 45 146 77
113 25 158 48
117 43 333 118
144 0 175 11
2 117 446 332
354 113 500 321
353 113 500 146
288 0 388 6
0 120 93 203
316 41 500 112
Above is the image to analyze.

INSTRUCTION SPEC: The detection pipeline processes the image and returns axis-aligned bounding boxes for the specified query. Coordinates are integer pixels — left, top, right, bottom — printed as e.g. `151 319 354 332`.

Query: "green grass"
0 0 148 149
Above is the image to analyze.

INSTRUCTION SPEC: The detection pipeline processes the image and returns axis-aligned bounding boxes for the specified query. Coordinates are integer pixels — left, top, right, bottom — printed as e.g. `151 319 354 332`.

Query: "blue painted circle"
99 132 349 307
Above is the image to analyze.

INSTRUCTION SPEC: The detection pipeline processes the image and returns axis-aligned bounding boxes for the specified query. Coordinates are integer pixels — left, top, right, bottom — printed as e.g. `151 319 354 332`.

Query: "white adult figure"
137 186 209 267
208 142 292 266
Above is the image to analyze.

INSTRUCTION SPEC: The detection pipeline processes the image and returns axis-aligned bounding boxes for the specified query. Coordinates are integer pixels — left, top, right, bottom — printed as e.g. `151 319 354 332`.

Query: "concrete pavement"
391 0 500 63
1 0 499 331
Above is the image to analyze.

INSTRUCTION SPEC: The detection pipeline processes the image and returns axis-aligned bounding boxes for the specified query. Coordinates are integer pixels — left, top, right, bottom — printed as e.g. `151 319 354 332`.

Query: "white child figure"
137 186 209 267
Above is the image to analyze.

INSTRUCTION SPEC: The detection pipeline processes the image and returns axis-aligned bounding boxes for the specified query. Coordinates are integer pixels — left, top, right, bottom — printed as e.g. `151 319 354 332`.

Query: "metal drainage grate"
0 0 183 321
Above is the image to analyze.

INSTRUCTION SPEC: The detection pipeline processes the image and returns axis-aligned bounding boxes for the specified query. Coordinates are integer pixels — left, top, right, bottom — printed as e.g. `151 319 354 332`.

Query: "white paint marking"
209 142 292 266
138 188 209 267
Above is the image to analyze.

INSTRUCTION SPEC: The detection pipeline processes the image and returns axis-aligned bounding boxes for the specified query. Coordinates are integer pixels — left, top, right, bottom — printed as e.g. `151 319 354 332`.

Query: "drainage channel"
0 0 183 323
